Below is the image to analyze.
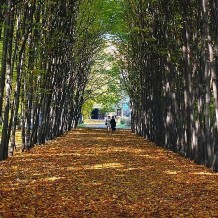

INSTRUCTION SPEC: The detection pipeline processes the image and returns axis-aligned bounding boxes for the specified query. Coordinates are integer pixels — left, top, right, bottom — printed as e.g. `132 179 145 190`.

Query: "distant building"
91 103 104 119
91 96 131 120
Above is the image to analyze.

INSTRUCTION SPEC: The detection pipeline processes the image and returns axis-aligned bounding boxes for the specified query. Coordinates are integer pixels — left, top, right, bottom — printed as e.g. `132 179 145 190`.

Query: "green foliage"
119 117 131 126
82 99 95 119
0 41 2 64
82 41 125 116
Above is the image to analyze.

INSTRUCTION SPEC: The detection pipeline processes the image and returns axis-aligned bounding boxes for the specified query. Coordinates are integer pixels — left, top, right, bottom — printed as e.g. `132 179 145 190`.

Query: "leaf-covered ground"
0 128 218 218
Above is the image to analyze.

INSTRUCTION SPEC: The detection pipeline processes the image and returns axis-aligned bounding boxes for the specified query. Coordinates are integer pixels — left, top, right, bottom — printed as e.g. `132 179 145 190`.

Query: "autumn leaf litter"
0 128 218 218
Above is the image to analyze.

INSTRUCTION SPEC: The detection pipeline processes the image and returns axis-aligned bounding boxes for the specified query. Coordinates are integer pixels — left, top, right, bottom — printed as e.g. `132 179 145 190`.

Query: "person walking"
105 116 111 134
110 116 116 135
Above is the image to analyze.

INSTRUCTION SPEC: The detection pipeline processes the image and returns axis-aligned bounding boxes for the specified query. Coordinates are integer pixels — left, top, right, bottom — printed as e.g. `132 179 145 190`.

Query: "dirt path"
0 128 218 218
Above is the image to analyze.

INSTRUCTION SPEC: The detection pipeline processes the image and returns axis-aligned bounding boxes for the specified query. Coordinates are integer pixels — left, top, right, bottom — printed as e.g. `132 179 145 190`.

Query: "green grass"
77 123 86 128
117 124 126 128
0 40 3 66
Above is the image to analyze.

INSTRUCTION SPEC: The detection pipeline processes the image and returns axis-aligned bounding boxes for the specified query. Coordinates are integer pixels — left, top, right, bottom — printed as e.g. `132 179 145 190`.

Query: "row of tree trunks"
0 0 104 160
121 0 218 171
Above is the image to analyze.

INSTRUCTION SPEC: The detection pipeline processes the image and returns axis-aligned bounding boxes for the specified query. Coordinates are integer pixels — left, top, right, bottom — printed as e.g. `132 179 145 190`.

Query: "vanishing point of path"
0 128 218 218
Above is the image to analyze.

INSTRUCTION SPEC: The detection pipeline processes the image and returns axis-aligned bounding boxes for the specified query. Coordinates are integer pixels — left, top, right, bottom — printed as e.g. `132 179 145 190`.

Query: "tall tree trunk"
0 0 12 120
212 0 218 171
202 0 213 166
181 0 194 158
0 1 5 39
0 0 14 160
9 34 29 156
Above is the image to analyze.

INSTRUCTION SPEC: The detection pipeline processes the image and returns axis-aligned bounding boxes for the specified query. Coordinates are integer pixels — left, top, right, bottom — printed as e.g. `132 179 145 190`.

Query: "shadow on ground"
0 128 218 218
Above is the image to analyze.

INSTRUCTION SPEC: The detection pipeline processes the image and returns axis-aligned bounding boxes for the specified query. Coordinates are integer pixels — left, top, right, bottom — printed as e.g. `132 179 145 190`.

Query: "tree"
0 0 117 160
82 42 123 118
118 0 218 171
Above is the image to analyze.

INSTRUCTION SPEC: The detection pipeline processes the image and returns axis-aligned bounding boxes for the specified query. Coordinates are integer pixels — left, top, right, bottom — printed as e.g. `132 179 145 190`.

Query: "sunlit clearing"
88 163 123 169
191 172 217 176
164 170 179 175
46 176 63 181
67 162 124 171
14 176 64 186
58 152 82 157
83 182 103 187
136 154 153 158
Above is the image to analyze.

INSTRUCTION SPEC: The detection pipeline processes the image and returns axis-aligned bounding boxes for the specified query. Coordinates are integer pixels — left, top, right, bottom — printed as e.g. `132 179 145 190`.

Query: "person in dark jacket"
110 116 116 134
